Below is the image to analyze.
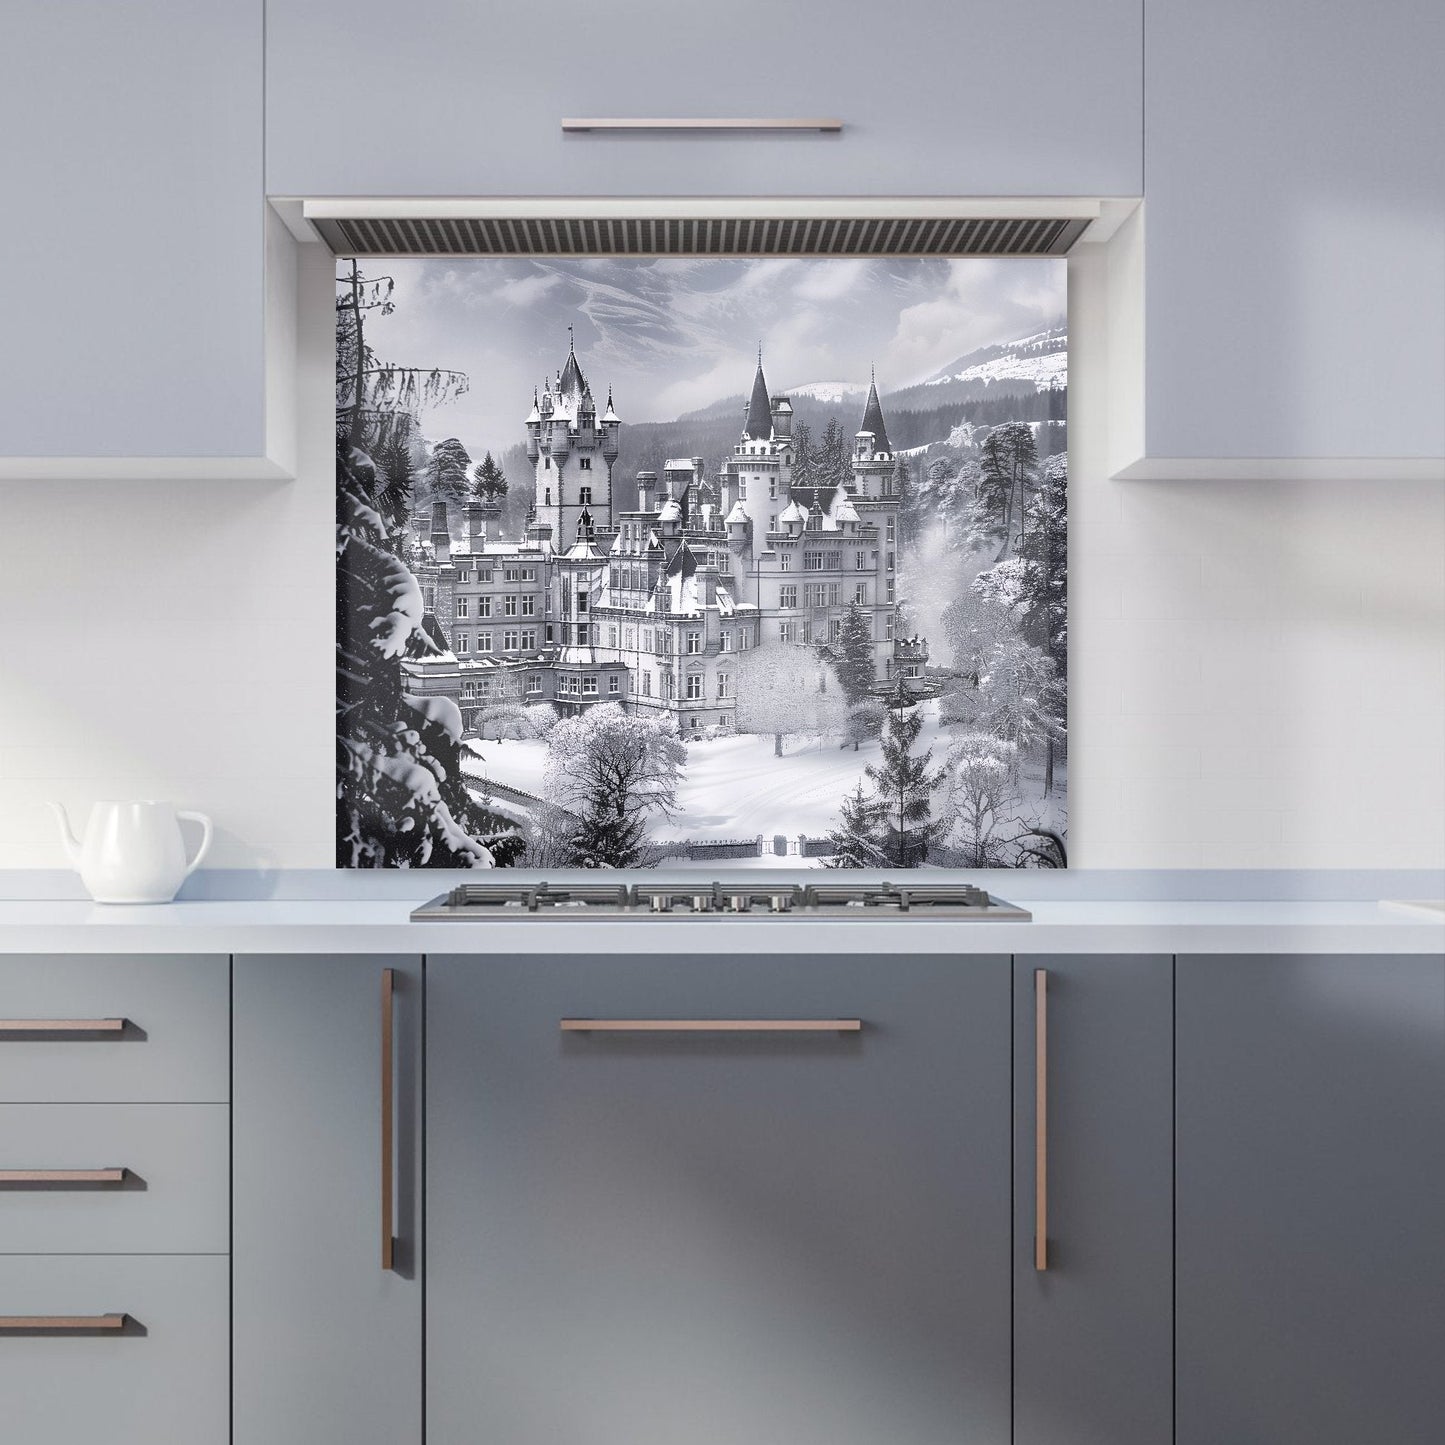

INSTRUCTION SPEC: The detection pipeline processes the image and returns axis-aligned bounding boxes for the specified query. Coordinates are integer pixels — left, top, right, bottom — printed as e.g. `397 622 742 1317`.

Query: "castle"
402 337 928 736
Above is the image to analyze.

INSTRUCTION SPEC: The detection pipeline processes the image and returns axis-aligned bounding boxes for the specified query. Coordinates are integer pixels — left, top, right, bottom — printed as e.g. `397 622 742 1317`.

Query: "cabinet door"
1013 956 1173 1445
267 1 1141 198
0 1 269 470
427 953 1012 1445
1176 953 1445 1444
233 955 423 1445
1141 1 1445 471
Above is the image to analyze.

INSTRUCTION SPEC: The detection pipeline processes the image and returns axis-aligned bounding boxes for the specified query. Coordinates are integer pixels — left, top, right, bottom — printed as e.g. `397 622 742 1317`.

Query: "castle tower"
851 366 897 497
529 329 618 550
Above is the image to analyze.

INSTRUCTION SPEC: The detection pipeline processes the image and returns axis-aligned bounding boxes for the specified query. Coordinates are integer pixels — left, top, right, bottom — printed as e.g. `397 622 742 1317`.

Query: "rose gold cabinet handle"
381 968 396 1273
562 118 843 134
0 1018 127 1035
0 1169 128 1185
1034 968 1049 1272
560 1019 862 1033
0 1314 128 1331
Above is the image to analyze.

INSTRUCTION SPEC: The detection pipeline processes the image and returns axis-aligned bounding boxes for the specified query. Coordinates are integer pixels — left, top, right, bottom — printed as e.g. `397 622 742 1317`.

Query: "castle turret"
601 387 620 461
636 471 658 513
430 501 451 564
770 394 793 441
743 348 772 441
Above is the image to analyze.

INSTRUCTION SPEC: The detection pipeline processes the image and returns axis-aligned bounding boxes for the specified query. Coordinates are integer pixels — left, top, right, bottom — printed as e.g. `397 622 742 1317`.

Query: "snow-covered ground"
463 704 1065 867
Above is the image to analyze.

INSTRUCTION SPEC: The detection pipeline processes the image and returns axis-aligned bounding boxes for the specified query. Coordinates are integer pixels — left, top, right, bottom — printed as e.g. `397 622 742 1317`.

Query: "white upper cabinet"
0 1 289 480
1135 1 1445 477
266 0 1143 198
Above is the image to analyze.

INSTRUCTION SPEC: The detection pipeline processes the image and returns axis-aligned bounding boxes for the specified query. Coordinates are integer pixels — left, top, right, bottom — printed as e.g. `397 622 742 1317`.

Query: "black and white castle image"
336 258 1067 870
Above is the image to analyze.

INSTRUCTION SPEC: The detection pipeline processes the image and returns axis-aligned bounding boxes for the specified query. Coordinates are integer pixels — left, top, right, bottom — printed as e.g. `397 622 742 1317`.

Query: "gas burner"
413 881 1030 921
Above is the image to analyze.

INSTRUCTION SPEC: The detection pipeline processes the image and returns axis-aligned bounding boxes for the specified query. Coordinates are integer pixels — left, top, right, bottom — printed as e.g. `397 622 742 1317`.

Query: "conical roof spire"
558 325 587 397
743 345 772 441
859 369 891 453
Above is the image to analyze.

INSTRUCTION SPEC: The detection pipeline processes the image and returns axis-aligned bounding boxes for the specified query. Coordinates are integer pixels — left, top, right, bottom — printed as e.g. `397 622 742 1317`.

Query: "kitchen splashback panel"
336 255 1067 869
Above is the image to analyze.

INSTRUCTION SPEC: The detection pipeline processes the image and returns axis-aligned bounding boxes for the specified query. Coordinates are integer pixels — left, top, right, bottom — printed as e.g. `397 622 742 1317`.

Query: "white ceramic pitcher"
50 801 213 904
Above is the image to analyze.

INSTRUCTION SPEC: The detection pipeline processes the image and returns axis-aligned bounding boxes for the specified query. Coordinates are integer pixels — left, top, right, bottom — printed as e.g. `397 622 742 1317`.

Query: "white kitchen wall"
0 238 1441 870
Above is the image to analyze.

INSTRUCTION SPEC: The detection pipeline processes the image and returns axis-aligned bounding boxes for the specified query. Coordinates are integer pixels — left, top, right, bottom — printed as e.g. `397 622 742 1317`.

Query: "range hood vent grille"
312 213 1089 258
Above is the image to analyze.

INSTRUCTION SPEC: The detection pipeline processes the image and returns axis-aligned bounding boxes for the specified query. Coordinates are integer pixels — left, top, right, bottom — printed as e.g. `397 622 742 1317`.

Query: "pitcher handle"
177 811 213 877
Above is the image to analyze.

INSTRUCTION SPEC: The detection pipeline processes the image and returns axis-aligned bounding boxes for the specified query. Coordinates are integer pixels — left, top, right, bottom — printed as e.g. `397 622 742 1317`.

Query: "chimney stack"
636 471 657 513
430 501 451 563
465 501 485 555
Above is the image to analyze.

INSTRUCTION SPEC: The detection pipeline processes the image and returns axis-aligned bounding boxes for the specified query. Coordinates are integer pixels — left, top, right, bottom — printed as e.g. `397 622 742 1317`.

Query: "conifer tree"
474 450 508 502
823 782 888 868
789 420 815 487
864 679 945 867
427 437 473 506
816 415 850 492
835 601 876 705
978 421 1039 557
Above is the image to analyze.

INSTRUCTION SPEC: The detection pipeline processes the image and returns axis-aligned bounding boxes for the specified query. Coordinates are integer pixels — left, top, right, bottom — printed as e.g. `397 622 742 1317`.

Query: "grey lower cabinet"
426 953 1014 1445
1176 953 1445 1445
232 955 423 1445
1012 955 1173 1445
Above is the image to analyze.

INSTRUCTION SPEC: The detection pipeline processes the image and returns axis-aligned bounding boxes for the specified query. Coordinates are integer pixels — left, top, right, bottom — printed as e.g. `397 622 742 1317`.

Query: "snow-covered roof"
526 401 541 424
656 499 683 523
664 457 697 472
564 538 604 561
724 501 749 525
778 500 807 525
831 495 861 523
602 402 620 423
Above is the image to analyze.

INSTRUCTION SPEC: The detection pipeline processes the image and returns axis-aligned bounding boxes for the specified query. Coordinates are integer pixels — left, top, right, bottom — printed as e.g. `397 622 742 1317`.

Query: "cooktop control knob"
769 894 792 914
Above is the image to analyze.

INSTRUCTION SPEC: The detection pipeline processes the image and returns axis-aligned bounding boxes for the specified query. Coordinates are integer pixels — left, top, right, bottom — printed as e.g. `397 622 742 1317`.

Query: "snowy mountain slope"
918 325 1067 392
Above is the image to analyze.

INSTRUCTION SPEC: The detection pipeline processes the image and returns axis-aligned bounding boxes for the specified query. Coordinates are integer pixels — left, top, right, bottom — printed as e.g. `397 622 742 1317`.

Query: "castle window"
456 597 468 618
545 456 551 469
576 591 588 614
717 672 731 699
720 630 733 651
739 630 751 650
824 550 842 569
769 478 777 499
521 596 536 616
642 671 652 697
779 585 796 608
799 620 812 644
520 567 536 581
503 630 520 650
831 619 843 641
887 551 895 572
456 634 469 653
579 457 591 471
504 596 517 616
521 629 537 649
886 518 895 542
887 579 895 603
424 587 436 610
608 625 618 647
545 625 554 644
527 674 542 694
856 551 866 571
579 486 592 505
583 676 598 696
885 614 894 641
685 673 703 700
853 583 867 605
686 631 702 654
828 583 841 606
578 624 589 644
778 550 791 571
804 553 824 571
544 488 552 505
457 570 469 582
779 621 794 644
608 674 621 695
478 632 492 652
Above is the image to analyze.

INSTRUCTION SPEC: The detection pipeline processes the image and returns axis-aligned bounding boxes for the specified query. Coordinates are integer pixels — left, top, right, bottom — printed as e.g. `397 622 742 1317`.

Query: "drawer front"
0 955 227 1103
0 1254 227 1445
0 1104 227 1254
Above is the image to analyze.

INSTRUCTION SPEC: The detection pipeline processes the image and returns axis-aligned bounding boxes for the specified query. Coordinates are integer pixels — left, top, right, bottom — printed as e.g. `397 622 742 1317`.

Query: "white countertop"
0 898 1439 955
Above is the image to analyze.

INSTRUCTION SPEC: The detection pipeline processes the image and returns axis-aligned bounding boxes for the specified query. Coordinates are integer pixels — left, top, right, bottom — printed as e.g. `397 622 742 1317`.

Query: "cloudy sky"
348 256 1065 455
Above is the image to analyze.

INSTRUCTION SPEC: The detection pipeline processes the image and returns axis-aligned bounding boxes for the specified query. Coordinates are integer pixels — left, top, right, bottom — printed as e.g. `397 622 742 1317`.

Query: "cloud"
493 271 563 306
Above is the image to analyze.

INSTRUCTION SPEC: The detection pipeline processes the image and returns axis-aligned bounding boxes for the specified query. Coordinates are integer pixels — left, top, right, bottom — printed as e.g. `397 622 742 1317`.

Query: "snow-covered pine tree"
978 422 1038 558
335 440 522 867
474 450 508 502
864 679 945 867
835 602 876 705
1014 452 1067 793
789 420 815 487
822 782 889 868
816 416 851 493
427 437 473 507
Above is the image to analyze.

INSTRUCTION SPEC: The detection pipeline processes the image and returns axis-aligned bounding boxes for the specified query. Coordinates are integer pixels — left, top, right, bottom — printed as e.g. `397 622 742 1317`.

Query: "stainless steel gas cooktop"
411 881 1031 921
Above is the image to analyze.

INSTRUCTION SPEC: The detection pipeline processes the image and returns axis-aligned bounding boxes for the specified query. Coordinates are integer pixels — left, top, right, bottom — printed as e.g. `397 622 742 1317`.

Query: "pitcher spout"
48 800 82 865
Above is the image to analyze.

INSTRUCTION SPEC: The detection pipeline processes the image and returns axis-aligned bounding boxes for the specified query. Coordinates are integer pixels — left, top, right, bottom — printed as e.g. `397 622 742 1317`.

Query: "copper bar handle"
380 968 395 1273
562 117 842 134
0 1169 128 1185
0 1314 128 1331
0 1018 127 1035
1034 968 1049 1272
560 1018 862 1033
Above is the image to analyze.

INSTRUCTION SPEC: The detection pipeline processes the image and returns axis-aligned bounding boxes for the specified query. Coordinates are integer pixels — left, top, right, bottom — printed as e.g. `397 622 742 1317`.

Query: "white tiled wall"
0 241 1441 870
